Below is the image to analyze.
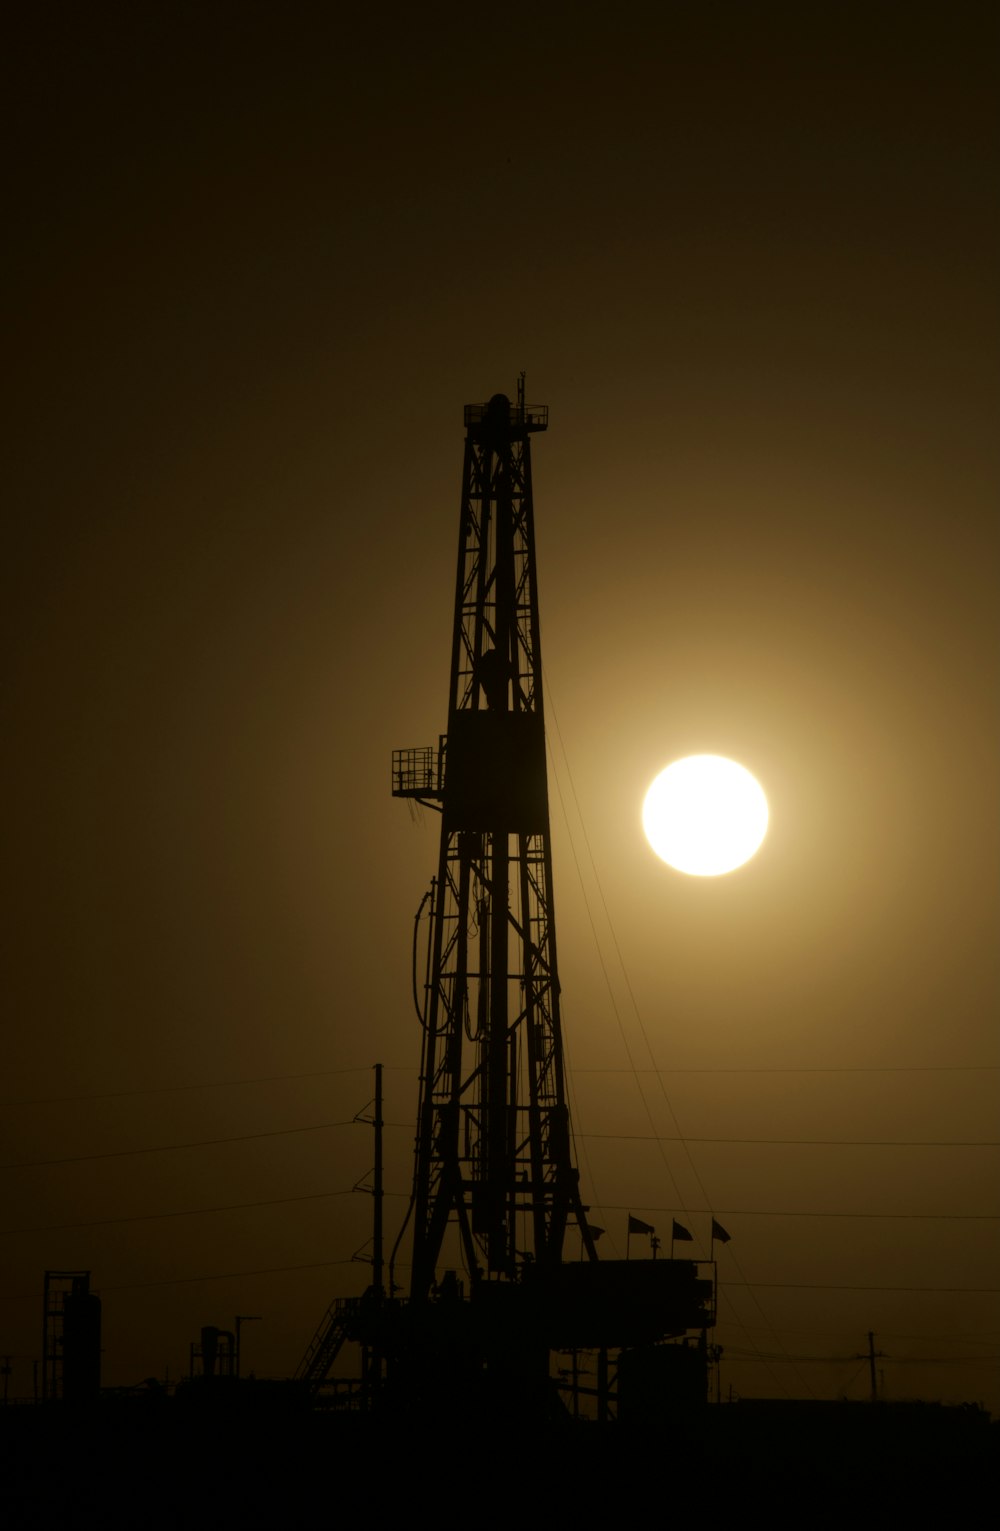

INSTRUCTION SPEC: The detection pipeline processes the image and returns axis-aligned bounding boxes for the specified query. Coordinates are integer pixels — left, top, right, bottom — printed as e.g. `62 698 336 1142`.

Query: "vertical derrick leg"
486 827 511 1273
520 832 550 1262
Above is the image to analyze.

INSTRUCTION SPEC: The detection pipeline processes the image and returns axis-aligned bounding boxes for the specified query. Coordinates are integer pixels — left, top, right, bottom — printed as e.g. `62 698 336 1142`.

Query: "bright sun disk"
642 755 769 876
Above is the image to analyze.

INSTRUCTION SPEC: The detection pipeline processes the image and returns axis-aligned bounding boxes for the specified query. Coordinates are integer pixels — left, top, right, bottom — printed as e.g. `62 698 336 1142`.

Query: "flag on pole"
711 1218 731 1244
585 1223 605 1241
671 1220 694 1242
628 1214 655 1236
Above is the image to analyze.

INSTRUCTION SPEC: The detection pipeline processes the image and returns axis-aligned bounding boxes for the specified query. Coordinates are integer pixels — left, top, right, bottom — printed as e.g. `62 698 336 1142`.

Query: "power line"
8 1122 990 1171
1 1065 414 1110
717 1322 1000 1351
5 1061 991 1110
101 1259 362 1291
724 1348 869 1364
7 1193 992 1241
722 1281 1000 1295
580 1132 999 1147
594 1204 999 1222
722 1350 1000 1370
0 1119 363 1170
571 1065 1000 1075
95 1269 999 1300
881 1356 1000 1366
0 1187 408 1237
9 1258 996 1312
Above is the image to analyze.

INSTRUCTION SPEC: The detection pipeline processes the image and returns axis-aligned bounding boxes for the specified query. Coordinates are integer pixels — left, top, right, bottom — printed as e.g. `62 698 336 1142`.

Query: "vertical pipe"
374 1063 384 1296
867 1330 877 1402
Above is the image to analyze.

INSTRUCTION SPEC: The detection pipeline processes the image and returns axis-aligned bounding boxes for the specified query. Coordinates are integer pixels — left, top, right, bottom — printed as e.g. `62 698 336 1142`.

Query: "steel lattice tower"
393 382 597 1302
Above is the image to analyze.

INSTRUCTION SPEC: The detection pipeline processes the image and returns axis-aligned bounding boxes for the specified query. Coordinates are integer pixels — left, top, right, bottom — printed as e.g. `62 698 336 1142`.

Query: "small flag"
671 1219 694 1242
711 1218 731 1244
585 1223 605 1241
628 1214 655 1236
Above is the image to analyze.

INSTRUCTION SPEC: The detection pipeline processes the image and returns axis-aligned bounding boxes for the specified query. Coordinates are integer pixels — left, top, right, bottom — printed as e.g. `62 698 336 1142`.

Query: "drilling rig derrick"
375 383 715 1416
393 381 596 1302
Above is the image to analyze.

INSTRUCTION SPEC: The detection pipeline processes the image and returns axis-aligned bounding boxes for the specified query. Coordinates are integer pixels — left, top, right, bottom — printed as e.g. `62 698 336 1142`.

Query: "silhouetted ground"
2 1390 994 1526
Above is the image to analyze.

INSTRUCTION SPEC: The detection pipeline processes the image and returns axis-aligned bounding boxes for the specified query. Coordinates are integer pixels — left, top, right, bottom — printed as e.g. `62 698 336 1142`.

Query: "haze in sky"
4 3 998 1412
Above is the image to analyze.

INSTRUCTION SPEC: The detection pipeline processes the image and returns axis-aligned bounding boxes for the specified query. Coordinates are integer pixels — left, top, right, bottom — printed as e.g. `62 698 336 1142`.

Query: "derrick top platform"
464 392 548 435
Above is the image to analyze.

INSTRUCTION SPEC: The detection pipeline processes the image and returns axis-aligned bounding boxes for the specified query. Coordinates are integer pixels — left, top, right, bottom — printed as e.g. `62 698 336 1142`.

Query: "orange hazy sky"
5 3 998 1411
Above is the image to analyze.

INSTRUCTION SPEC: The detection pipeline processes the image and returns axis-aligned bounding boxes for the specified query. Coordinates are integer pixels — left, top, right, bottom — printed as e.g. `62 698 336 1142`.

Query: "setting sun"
643 755 769 876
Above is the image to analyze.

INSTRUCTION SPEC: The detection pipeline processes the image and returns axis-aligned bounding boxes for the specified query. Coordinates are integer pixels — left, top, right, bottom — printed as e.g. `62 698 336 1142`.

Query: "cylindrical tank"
62 1282 101 1403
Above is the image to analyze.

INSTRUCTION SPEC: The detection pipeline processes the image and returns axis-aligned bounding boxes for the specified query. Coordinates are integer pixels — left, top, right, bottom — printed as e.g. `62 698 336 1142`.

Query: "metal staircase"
295 1295 358 1392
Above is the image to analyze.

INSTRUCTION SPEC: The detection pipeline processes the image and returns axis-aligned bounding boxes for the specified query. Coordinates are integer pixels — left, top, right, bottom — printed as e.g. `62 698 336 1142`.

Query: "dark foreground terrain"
3 1390 994 1527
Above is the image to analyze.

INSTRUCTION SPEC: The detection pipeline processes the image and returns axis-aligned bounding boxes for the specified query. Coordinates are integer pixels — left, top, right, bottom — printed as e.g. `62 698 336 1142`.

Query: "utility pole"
373 1062 384 1296
367 1061 385 1405
856 1329 886 1401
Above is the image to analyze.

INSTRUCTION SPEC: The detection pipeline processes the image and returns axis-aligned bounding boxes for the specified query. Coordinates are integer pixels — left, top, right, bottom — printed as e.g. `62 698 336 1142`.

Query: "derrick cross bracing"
393 384 598 1302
